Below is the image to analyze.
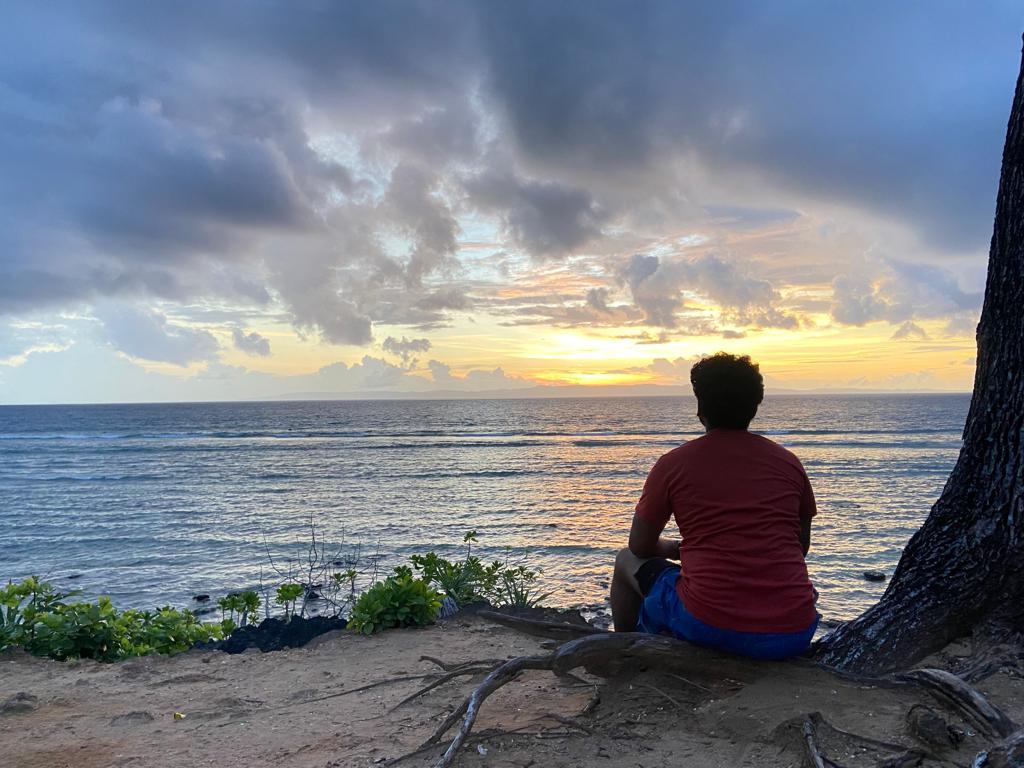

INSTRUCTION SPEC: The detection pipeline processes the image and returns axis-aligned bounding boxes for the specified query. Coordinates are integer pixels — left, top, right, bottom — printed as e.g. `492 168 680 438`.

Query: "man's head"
689 353 764 430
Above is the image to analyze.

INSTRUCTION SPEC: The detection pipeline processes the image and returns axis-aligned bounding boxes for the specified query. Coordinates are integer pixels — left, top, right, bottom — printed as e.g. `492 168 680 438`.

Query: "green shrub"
408 550 504 605
347 570 442 635
217 590 261 631
0 577 69 651
275 582 304 621
409 532 549 609
125 606 223 656
494 565 550 608
0 578 223 661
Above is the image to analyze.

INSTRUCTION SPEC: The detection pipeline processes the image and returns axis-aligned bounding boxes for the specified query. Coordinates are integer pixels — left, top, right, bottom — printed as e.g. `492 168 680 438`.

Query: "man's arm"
798 516 811 556
798 468 817 557
628 514 681 561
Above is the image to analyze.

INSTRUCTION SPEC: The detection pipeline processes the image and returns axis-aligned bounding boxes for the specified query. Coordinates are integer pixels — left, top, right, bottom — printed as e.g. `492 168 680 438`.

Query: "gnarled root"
973 728 1024 767
430 654 553 768
393 613 1021 768
899 668 1017 739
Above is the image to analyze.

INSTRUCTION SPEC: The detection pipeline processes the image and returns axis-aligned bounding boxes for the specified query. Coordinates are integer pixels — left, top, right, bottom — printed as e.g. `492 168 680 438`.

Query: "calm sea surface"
0 395 968 622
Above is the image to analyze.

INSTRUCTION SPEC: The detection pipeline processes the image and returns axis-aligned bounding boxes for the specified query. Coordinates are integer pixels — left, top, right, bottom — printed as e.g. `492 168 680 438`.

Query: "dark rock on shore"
1 692 39 715
863 570 887 582
193 594 211 602
201 615 347 655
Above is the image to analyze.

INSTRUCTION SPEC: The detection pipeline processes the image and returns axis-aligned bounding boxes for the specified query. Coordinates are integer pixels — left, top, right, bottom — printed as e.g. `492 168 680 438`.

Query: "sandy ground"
1 614 1022 768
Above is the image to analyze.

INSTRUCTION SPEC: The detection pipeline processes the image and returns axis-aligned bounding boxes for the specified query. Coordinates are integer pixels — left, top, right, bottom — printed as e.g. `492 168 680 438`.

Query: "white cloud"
619 253 799 330
96 306 219 366
831 260 981 327
426 359 530 390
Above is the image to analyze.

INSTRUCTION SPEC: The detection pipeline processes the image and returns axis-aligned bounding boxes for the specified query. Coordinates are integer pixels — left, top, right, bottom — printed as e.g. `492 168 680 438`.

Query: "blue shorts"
637 565 818 660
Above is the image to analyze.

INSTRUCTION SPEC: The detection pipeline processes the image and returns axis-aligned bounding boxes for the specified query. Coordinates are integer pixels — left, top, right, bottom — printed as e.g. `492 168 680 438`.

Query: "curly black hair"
689 353 764 429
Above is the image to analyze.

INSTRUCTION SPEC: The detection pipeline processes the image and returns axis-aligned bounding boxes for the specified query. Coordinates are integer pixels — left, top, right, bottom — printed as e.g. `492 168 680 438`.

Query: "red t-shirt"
635 429 817 633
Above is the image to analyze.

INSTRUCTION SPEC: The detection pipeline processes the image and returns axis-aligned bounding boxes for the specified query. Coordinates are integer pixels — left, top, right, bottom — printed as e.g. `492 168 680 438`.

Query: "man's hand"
628 514 680 560
655 537 681 561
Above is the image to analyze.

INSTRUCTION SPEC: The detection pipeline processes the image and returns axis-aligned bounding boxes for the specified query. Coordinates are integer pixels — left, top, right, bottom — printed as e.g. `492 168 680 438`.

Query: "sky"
1 2 1022 404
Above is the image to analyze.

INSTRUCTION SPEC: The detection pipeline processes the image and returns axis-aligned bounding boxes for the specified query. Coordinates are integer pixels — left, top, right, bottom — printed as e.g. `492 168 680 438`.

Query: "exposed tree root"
543 712 593 733
973 728 1024 767
476 609 606 641
383 614 1022 767
801 716 827 768
419 655 505 672
877 751 927 768
430 653 553 768
899 668 1017 739
389 663 500 712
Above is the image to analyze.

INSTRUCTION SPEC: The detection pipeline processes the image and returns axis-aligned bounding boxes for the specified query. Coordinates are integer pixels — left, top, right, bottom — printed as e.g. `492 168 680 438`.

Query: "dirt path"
2 616 1021 767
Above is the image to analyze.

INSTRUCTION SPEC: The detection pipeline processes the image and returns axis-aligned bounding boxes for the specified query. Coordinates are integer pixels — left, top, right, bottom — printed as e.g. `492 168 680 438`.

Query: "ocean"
0 394 968 623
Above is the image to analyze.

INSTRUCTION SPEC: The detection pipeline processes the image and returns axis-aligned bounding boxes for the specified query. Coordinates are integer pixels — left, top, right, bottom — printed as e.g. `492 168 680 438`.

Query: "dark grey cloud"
382 336 431 367
232 328 271 357
0 0 1019 351
479 2 1022 250
586 288 611 313
463 169 606 258
891 321 928 341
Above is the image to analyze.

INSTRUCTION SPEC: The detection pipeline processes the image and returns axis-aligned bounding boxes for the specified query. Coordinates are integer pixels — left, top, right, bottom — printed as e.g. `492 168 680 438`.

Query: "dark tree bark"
817 39 1024 674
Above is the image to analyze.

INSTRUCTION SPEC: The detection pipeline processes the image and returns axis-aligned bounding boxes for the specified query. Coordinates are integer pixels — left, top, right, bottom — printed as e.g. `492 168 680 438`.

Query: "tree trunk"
817 38 1024 674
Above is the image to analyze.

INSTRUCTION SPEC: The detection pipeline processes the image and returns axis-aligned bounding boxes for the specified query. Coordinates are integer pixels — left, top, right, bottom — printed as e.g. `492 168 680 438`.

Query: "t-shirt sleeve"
799 465 818 521
634 453 674 527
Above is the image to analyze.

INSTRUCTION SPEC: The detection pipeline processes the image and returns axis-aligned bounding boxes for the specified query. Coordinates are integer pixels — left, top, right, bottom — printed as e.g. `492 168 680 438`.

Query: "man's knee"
614 547 643 582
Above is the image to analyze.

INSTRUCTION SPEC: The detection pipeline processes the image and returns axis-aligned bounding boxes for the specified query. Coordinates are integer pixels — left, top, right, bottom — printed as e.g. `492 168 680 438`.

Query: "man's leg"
610 547 648 631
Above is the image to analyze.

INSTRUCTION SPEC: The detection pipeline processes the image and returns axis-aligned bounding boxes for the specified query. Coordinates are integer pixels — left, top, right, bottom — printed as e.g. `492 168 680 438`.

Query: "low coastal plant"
3 532 552 656
1 578 223 661
275 582 305 621
0 576 68 651
494 565 550 609
410 531 549 609
217 590 261 633
347 568 442 635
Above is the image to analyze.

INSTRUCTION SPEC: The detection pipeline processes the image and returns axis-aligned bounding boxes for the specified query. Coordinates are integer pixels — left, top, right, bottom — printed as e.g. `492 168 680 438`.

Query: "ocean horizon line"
0 386 972 409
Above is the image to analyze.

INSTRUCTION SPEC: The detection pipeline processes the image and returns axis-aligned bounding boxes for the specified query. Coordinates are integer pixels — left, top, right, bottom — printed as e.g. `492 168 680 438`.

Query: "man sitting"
610 353 819 659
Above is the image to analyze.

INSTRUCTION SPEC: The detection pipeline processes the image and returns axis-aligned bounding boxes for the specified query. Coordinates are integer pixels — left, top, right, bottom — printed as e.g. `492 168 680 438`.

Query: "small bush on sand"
347 568 442 635
1 578 223 661
410 531 549 609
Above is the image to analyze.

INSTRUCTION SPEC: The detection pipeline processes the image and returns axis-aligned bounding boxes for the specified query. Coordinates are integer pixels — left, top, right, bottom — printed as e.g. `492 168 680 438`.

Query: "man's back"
635 429 817 633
